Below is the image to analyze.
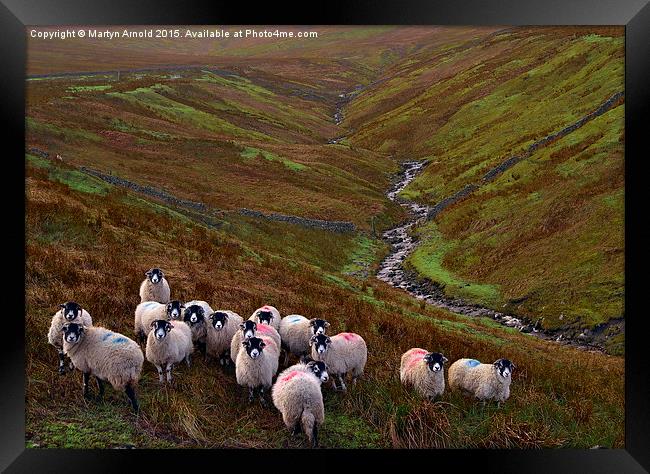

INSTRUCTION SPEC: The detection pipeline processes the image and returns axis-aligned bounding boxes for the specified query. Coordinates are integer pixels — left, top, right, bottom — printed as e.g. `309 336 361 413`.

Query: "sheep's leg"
282 349 290 367
57 350 66 375
258 387 268 407
156 365 164 383
185 354 191 368
312 425 319 448
330 377 338 390
165 363 173 383
337 374 347 392
248 387 255 403
95 377 105 400
291 421 301 436
82 372 91 399
125 384 139 414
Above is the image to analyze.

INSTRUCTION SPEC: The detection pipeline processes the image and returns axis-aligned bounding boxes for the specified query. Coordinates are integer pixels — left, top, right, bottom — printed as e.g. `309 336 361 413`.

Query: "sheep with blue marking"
279 315 329 365
400 348 448 401
48 301 93 374
145 319 193 383
447 358 515 405
206 310 243 366
249 305 281 331
61 322 143 412
134 300 184 344
139 268 171 303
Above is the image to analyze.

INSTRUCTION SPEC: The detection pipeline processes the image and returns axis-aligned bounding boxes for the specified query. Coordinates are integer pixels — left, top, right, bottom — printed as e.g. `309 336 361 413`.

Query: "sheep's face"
166 301 184 320
309 318 330 335
209 311 229 330
240 320 257 339
494 359 515 379
62 322 84 344
145 268 164 284
60 301 83 321
184 305 205 326
257 310 273 325
424 352 448 372
310 334 331 355
242 337 265 359
151 320 173 340
306 360 329 383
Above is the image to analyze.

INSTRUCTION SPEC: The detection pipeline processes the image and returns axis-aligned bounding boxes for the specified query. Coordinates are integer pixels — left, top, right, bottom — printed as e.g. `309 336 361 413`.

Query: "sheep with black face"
62 322 143 413
139 268 171 304
134 300 184 344
448 358 516 405
249 305 281 331
235 336 280 404
206 310 243 366
310 332 367 391
145 319 193 383
182 300 213 352
279 315 329 364
230 319 281 366
400 348 448 401
48 301 93 374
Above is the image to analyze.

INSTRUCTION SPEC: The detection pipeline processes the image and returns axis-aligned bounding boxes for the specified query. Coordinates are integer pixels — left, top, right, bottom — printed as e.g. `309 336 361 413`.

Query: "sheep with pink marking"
249 305 281 331
400 348 448 401
309 332 367 391
271 359 329 448
230 320 281 365
279 315 329 363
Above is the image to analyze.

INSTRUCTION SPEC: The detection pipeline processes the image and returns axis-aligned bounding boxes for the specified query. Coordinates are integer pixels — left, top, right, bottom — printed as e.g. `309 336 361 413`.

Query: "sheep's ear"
223 312 229 321
443 356 449 364
59 304 66 309
241 340 249 347
150 321 157 329
309 335 317 345
166 322 173 332
208 313 215 321
324 321 330 328
239 322 245 329
326 336 332 344
308 319 315 326
259 341 266 349
145 270 151 276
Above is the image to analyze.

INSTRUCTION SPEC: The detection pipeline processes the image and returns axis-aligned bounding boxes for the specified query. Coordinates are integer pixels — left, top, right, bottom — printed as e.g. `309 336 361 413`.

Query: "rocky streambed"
376 161 620 353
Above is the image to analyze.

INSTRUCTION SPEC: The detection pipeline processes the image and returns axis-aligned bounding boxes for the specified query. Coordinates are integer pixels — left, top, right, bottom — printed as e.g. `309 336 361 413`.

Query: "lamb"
182 300 213 351
400 348 448 401
139 267 171 303
271 360 329 448
145 319 193 383
310 332 367 391
61 322 143 412
235 335 280 404
249 305 281 331
206 310 243 366
279 315 329 365
134 300 184 344
447 358 516 405
230 320 282 365
48 301 93 374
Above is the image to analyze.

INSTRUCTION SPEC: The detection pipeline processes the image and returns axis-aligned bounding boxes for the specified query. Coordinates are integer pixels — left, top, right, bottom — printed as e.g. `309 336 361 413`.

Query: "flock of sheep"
47 267 516 447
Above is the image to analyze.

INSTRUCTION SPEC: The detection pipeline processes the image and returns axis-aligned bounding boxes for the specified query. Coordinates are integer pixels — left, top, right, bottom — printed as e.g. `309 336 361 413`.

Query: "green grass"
239 146 307 171
26 118 102 143
67 85 113 92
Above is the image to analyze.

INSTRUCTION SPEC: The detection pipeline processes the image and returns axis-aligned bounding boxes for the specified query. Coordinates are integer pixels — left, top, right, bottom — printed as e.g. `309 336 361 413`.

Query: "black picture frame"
3 0 649 471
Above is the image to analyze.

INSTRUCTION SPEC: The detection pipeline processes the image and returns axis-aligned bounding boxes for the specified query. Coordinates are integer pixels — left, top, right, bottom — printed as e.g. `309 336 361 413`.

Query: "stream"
375 161 611 352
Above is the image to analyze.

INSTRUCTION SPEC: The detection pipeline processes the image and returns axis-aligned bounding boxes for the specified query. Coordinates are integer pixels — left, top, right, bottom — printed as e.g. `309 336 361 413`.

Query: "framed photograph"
3 0 649 471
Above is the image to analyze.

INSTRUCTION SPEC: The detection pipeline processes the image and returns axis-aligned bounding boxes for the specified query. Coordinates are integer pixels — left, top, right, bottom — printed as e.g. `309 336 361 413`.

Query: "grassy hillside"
344 26 624 333
26 159 623 448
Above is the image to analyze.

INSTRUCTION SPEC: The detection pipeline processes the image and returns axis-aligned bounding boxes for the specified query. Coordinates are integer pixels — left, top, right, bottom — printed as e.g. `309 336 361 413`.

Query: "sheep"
235 335 280 404
309 332 367 391
447 358 516 405
400 348 448 401
271 360 329 448
230 320 282 365
206 310 243 366
182 300 213 352
139 267 171 303
134 300 184 344
279 315 329 365
145 319 193 383
61 322 143 413
249 305 281 331
48 301 93 374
